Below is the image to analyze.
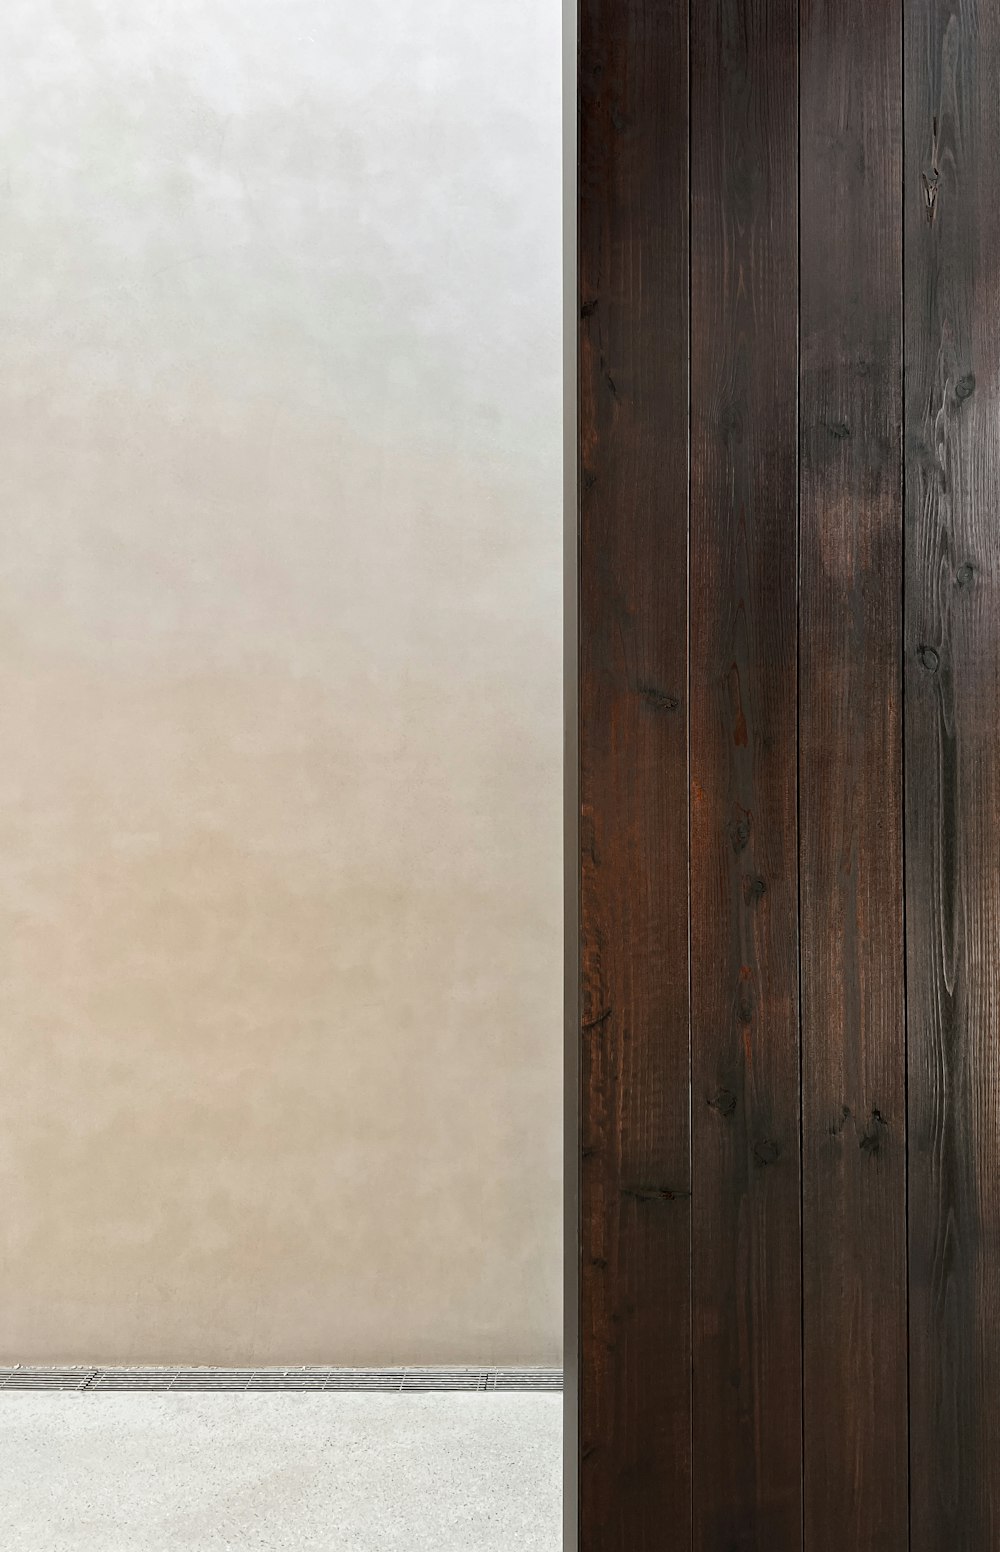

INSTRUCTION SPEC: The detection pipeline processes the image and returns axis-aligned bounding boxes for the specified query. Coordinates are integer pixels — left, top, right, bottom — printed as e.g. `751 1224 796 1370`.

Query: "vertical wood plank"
905 2 1000 1547
689 4 801 1548
564 0 581 1538
799 3 909 1548
578 1 691 1546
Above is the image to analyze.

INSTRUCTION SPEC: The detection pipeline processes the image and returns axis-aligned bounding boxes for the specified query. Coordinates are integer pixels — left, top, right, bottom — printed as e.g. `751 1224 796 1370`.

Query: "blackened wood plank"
905 3 1000 1547
799 3 908 1548
689 4 801 1547
578 2 691 1547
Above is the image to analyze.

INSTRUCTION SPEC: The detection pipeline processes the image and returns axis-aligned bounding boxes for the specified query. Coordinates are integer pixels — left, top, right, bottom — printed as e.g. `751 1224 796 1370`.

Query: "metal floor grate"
0 1366 563 1394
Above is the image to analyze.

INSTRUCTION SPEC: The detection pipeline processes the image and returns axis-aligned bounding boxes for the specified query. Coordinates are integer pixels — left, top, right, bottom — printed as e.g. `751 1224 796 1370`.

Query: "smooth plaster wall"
0 0 563 1364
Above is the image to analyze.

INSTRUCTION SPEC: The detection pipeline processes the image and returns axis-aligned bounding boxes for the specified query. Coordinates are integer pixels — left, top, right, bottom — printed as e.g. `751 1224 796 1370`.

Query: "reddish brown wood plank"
578 1 691 1547
905 2 1000 1546
799 2 908 1547
689 4 801 1547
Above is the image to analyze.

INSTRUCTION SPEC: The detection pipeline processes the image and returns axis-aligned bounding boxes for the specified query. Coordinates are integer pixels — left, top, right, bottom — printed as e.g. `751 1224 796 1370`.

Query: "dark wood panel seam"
686 0 695 1543
796 2 805 1547
900 0 911 1546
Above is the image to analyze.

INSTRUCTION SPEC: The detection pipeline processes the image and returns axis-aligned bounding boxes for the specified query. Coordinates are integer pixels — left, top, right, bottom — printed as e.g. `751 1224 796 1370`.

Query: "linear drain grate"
0 1366 563 1394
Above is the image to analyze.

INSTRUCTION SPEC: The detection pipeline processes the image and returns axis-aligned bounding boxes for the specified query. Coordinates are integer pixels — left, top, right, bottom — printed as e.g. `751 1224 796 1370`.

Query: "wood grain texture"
578 1 691 1546
799 2 908 1548
905 3 1000 1547
578 4 1000 1543
689 3 801 1547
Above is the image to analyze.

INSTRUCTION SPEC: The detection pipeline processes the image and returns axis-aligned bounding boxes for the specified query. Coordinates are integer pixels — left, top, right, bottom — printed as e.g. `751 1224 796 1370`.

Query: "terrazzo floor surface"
0 1392 562 1550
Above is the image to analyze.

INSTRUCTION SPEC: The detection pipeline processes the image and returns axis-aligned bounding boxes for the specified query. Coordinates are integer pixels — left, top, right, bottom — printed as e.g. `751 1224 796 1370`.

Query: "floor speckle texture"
0 1393 562 1550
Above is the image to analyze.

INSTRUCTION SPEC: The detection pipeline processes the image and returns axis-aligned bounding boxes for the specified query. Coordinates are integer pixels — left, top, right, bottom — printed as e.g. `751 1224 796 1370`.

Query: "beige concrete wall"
0 0 563 1365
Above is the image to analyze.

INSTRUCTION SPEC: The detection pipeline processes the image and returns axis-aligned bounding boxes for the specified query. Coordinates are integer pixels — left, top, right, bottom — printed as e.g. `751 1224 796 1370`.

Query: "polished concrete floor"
0 1393 562 1550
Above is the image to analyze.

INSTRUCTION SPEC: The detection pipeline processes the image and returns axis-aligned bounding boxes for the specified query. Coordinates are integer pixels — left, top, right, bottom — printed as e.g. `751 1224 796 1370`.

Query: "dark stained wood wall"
575 1 1000 1547
799 1 907 1547
578 1 690 1544
905 2 1000 1547
689 3 801 1547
